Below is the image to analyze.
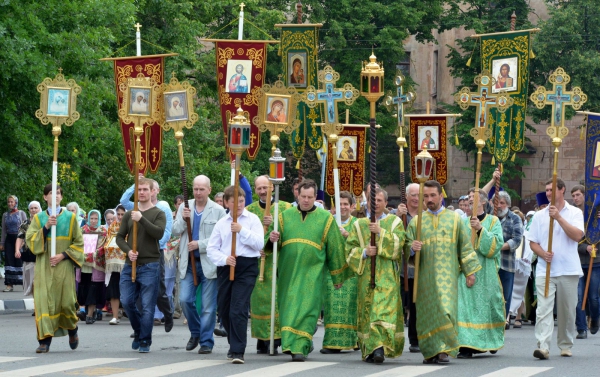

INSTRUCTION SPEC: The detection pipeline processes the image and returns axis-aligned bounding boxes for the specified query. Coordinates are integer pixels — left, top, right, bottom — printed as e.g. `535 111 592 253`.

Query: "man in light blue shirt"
120 178 174 332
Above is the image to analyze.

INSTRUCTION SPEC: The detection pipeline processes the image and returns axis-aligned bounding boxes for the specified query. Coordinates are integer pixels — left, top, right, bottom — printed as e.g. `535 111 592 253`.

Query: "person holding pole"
207 186 264 364
529 178 583 360
246 175 292 354
117 178 166 353
26 184 84 353
173 175 225 354
267 179 349 361
405 180 481 364
346 188 405 364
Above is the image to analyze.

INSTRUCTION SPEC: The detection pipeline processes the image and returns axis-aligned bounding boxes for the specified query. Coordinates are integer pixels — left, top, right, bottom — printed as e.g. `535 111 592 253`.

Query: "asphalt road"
0 302 597 377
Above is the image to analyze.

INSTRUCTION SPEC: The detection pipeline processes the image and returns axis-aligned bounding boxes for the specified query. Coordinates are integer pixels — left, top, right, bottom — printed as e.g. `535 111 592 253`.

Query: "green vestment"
457 214 505 352
347 215 406 359
405 209 481 359
247 200 292 341
271 206 350 357
323 216 358 350
26 209 84 341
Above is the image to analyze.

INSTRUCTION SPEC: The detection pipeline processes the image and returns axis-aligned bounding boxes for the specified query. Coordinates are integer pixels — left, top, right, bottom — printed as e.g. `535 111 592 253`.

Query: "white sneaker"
109 318 120 325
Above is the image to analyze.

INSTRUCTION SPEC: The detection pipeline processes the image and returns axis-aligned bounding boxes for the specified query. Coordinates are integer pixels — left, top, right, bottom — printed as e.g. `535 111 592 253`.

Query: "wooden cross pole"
304 65 359 226
455 70 513 246
530 67 587 297
385 73 415 293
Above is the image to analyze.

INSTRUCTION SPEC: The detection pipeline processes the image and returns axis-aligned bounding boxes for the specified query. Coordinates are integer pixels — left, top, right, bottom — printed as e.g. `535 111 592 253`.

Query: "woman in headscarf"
105 205 126 325
1 195 27 291
66 202 84 227
77 209 106 324
15 201 42 296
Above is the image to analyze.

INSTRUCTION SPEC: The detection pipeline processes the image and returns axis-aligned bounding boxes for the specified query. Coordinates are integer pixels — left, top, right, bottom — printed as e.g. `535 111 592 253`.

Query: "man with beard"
483 170 523 329
405 180 481 364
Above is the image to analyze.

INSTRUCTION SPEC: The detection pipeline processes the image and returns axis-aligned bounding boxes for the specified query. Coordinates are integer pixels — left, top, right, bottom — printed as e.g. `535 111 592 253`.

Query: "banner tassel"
442 187 447 198
466 57 472 67
530 49 536 59
295 159 300 169
511 153 516 162
580 126 586 140
455 133 459 146
491 156 495 165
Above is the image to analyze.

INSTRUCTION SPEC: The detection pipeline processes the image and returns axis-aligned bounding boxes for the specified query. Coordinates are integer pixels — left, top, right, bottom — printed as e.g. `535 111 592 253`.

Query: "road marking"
102 360 228 376
0 357 35 364
24 298 34 310
0 358 137 377
227 362 337 377
0 301 5 311
363 365 447 377
479 367 553 377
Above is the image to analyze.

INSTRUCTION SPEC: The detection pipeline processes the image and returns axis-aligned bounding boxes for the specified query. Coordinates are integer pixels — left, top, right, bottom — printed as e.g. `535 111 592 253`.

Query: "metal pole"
269 184 280 355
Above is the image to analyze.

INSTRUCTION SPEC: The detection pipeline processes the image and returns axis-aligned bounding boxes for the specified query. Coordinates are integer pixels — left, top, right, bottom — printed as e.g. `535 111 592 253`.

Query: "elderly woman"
1 195 27 291
15 201 42 296
78 210 106 324
66 202 85 227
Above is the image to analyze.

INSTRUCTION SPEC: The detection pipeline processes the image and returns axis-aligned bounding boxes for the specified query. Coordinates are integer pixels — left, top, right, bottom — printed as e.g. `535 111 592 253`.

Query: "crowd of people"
0 167 595 365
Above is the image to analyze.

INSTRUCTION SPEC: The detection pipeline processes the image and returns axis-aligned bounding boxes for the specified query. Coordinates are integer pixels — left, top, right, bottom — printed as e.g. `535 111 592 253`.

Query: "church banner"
112 56 165 174
584 114 600 245
409 116 448 185
214 41 268 160
325 126 367 197
481 31 532 161
276 24 323 158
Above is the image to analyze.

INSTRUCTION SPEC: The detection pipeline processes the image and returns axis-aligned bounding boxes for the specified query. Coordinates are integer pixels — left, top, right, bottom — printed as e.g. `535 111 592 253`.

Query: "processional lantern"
269 149 286 184
228 107 252 153
361 53 385 101
414 148 435 182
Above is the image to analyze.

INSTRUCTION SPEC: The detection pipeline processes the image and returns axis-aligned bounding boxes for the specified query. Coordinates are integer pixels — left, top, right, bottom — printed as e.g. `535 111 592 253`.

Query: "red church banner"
325 126 367 196
110 56 165 174
214 41 268 160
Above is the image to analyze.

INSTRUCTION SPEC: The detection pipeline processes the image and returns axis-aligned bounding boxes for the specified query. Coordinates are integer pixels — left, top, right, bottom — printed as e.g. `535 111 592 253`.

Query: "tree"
440 0 537 197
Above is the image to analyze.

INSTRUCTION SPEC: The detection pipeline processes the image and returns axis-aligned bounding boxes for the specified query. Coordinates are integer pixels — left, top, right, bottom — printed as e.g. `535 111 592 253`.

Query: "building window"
396 52 410 76
432 51 438 97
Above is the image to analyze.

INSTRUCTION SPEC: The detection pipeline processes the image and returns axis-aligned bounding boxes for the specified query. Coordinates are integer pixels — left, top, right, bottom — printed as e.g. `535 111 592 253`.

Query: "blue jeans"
576 266 600 331
120 262 160 344
179 261 217 348
499 269 515 318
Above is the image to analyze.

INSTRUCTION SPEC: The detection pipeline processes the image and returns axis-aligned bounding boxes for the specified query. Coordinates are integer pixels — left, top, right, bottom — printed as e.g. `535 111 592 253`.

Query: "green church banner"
481 31 532 162
276 24 323 158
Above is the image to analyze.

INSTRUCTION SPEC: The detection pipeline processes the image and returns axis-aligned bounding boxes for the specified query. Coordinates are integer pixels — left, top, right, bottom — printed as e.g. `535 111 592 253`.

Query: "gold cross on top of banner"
303 65 360 137
454 69 513 143
530 67 587 142
134 23 142 32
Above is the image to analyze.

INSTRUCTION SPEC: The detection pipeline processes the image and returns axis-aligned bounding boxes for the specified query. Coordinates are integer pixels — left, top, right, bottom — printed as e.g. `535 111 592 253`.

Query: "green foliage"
440 0 536 195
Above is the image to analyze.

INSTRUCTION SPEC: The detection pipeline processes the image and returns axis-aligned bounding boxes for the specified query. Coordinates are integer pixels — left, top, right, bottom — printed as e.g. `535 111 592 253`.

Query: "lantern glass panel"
276 162 284 179
370 77 380 93
269 163 276 179
416 158 423 177
425 159 433 177
361 75 369 93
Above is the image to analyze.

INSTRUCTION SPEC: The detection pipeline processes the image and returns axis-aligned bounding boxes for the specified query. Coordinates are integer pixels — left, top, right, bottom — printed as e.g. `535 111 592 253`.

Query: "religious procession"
1 1 599 376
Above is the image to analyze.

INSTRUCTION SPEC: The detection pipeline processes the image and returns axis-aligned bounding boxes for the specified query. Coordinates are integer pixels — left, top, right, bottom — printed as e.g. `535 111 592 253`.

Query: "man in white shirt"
529 178 584 360
207 186 264 364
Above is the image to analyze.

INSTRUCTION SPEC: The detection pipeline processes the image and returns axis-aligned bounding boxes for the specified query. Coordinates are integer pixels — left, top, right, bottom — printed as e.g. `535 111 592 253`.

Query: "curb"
0 298 34 311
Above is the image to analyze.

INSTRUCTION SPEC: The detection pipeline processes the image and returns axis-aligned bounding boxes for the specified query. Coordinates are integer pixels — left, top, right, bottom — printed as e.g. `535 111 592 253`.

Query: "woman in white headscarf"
168 96 184 118
15 201 42 296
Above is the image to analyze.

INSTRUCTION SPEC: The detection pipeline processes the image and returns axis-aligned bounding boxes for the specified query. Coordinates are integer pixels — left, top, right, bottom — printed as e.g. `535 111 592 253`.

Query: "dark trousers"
217 256 258 354
39 327 78 345
401 277 418 346
156 250 172 318
499 268 515 318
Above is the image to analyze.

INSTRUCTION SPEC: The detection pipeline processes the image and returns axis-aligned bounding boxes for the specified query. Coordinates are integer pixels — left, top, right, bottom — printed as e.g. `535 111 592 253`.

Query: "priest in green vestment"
26 184 84 353
457 189 505 358
267 179 350 361
406 180 481 363
247 175 292 354
346 188 405 364
321 190 359 354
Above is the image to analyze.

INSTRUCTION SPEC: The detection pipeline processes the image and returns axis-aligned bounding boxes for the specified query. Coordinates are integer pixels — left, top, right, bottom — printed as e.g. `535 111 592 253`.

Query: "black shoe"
69 333 79 350
232 353 245 364
320 348 341 354
291 354 305 362
257 347 268 354
490 350 498 354
130 332 136 339
77 311 86 321
591 320 599 335
164 314 173 333
409 345 421 353
96 310 103 321
214 328 228 337
186 337 199 351
364 353 374 363
577 330 587 339
457 351 473 359
373 347 385 364
36 344 50 353
85 316 95 325
198 346 212 354
227 351 233 360
132 335 140 350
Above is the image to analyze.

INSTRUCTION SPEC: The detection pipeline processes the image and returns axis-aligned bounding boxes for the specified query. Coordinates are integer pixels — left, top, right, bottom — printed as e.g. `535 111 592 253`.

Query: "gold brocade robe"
346 215 406 359
405 209 481 359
